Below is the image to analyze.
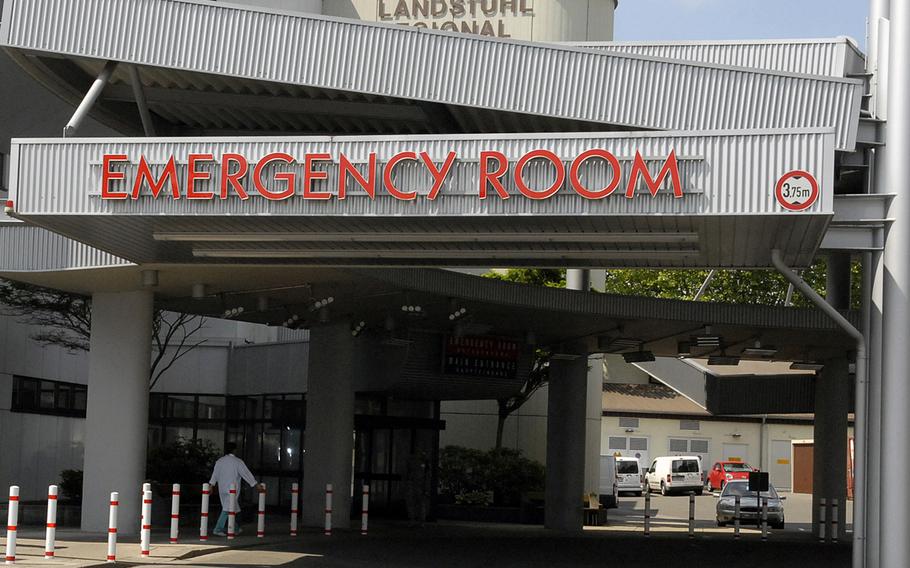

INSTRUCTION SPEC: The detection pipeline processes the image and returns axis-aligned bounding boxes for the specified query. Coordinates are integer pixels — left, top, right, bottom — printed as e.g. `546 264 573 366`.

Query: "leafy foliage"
59 469 84 503
438 446 545 507
146 438 221 501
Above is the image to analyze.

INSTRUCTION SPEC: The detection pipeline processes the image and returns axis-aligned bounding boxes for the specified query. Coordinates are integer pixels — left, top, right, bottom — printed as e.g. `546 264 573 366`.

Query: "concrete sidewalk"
1 527 297 566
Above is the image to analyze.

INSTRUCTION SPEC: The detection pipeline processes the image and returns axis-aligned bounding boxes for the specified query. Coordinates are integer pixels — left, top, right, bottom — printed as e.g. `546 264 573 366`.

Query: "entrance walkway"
2 521 850 567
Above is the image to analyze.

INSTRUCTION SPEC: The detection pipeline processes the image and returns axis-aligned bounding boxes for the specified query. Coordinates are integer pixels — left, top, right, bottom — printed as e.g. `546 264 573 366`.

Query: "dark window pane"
148 394 166 419
196 425 225 453
166 395 196 419
40 381 56 409
73 387 87 414
198 396 225 420
282 428 302 471
56 383 72 410
262 428 281 469
14 378 39 410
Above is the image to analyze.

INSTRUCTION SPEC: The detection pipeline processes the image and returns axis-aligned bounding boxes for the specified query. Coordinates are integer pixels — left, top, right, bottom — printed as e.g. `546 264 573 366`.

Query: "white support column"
81 290 154 534
584 355 603 498
545 353 588 531
812 358 849 539
882 1 910 567
63 61 117 137
303 322 356 528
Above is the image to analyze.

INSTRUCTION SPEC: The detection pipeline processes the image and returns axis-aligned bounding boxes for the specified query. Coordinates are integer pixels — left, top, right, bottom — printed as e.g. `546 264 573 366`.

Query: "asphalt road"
138 523 852 568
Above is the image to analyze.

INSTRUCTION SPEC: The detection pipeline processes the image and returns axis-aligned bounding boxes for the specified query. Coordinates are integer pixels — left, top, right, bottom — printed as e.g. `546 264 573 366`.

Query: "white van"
615 457 643 496
644 456 704 496
598 455 618 508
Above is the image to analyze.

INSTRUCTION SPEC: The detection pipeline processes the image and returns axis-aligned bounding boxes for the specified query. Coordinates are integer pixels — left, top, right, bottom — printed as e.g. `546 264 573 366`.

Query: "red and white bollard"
324 484 333 536
361 485 370 536
227 484 237 540
5 485 19 565
140 489 152 557
169 484 181 543
257 483 266 538
45 484 58 559
140 482 151 536
200 483 211 541
290 482 299 536
107 492 119 563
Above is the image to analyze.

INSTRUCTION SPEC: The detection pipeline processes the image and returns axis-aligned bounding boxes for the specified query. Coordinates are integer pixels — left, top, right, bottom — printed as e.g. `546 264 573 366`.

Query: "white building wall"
439 385 548 464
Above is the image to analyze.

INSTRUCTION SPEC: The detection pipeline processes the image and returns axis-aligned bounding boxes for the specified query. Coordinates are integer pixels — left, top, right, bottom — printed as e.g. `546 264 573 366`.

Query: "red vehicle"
707 461 756 491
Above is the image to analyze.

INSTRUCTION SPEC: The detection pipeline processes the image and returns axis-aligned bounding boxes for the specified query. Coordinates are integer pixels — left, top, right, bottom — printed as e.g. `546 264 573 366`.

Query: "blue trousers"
214 510 240 534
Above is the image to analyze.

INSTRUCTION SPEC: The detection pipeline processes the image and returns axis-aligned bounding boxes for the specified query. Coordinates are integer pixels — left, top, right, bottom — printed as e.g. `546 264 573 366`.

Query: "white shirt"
209 453 258 511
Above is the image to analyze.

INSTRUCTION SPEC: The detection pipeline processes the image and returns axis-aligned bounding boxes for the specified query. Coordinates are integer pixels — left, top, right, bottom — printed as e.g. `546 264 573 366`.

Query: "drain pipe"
771 249 867 567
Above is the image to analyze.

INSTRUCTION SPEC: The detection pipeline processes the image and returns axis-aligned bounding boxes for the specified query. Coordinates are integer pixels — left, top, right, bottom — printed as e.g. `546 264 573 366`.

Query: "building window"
679 419 700 431
669 438 689 453
629 437 648 451
669 438 710 456
618 417 639 429
11 376 87 417
608 436 628 450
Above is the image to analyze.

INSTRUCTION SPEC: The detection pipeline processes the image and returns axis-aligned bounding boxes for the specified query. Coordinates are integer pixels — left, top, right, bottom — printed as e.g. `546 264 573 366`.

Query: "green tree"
482 258 861 446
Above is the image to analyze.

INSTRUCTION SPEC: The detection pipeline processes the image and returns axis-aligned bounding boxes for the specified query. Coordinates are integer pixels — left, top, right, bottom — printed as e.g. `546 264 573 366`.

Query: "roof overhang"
7 129 835 268
0 0 863 149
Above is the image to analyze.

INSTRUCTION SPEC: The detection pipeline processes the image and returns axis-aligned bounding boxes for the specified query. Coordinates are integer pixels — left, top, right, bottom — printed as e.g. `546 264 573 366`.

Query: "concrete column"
811 358 849 538
81 290 153 533
882 1 910 566
303 322 355 528
584 355 603 496
545 354 587 531
566 269 590 292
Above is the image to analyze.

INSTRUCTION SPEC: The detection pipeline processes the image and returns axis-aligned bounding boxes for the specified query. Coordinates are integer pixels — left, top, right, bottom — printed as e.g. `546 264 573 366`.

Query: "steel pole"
881 0 910 565
63 61 117 138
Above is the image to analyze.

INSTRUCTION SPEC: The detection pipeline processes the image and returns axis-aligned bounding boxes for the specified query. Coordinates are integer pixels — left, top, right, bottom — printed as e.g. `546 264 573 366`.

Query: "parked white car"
615 456 643 496
598 455 618 508
644 455 704 496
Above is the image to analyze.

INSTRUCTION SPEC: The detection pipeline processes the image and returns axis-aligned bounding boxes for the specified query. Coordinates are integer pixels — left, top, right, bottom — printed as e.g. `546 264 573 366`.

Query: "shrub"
146 438 221 502
59 469 83 503
439 445 545 507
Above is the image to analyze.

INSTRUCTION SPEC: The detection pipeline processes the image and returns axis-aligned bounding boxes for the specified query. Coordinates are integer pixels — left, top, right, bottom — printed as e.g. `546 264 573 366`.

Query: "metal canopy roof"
0 0 863 149
8 130 834 269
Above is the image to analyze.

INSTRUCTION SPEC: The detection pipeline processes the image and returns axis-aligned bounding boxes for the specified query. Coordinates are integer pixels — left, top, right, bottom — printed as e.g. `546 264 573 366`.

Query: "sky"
614 0 868 50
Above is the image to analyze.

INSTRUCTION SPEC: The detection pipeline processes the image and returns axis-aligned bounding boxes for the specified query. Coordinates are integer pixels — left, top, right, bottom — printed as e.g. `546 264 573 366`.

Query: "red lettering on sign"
625 150 683 198
383 152 418 201
253 153 296 200
479 151 509 199
220 154 249 200
338 154 377 199
569 149 621 199
131 156 180 200
101 154 129 199
304 153 331 200
514 149 565 200
186 154 214 199
423 151 457 200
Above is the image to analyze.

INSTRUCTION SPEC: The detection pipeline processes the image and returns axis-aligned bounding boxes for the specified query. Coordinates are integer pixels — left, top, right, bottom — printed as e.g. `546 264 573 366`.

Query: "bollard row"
1 480 334 563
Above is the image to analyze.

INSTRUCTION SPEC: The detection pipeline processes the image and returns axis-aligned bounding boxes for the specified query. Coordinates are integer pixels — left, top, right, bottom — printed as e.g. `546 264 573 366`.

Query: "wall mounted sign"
100 149 684 202
443 336 520 379
775 170 819 211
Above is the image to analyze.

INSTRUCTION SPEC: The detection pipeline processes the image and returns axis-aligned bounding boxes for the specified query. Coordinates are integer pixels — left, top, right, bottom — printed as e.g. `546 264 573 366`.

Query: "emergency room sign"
98 149 685 202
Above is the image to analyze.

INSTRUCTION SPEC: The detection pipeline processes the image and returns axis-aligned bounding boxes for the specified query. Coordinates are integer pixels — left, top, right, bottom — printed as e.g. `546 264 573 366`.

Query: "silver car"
715 480 785 529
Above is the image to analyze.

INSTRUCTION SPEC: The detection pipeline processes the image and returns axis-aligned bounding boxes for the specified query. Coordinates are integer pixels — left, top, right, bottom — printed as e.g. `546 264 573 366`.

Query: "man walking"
209 442 265 536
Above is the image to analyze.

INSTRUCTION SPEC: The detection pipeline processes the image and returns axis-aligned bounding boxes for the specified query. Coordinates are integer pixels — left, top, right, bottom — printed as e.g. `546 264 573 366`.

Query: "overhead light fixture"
309 296 335 311
223 306 245 319
790 361 825 371
707 355 740 366
606 338 643 351
351 320 367 337
449 307 468 321
622 350 655 363
283 314 301 328
401 304 424 316
742 341 778 358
